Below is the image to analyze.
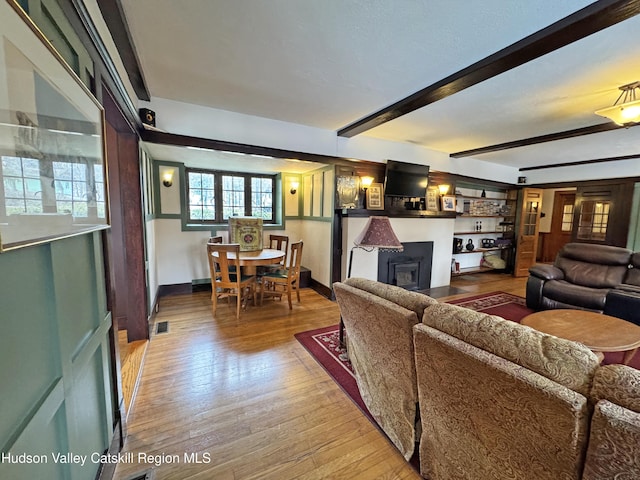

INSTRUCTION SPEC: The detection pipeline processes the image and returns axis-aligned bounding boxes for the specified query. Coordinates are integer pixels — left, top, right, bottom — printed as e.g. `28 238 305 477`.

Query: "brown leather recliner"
526 243 632 312
603 252 640 325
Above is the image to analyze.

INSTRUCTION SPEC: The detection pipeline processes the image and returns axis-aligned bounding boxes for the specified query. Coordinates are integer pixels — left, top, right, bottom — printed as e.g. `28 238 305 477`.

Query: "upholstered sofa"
414 302 600 480
526 243 636 314
582 364 640 479
334 277 640 479
332 277 437 460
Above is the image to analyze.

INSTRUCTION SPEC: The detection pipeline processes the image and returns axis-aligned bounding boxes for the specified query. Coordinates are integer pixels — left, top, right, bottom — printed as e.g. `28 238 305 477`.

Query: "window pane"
22 159 40 177
222 175 244 219
2 157 22 176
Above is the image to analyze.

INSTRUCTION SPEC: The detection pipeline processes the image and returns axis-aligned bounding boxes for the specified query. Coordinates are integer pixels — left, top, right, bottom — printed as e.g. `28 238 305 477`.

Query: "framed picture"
229 216 263 251
426 186 440 211
0 1 108 252
366 183 384 210
336 175 359 209
441 195 456 211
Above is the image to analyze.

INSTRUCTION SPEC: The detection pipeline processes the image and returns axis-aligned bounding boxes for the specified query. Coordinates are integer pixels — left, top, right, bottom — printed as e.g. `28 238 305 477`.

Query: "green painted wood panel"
0 233 113 480
0 243 60 447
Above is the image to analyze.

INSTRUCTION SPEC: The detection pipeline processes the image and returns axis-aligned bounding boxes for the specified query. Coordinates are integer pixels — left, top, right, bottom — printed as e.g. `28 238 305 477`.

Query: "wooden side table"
521 309 640 365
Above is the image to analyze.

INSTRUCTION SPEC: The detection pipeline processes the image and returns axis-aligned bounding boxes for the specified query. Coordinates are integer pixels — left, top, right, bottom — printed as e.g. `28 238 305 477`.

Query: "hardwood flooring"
118 329 148 418
113 273 526 480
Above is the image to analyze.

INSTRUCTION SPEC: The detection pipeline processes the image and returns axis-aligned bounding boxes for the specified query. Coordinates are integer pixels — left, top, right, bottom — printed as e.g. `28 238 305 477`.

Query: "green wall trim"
153 160 185 219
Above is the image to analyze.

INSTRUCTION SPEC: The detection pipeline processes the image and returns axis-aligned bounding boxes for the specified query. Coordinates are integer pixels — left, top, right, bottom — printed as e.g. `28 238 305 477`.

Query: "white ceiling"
120 0 640 173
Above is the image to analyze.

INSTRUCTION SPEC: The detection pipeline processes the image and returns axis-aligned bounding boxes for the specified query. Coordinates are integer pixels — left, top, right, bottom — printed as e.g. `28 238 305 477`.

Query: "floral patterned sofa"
582 364 640 479
335 277 640 479
414 302 600 480
333 277 437 460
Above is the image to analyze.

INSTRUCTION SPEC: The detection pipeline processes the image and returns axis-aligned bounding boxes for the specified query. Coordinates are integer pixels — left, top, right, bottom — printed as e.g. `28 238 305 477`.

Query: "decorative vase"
466 239 475 251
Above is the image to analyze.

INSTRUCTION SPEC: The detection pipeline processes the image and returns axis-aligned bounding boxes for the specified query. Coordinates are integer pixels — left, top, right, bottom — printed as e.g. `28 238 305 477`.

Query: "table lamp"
340 217 404 345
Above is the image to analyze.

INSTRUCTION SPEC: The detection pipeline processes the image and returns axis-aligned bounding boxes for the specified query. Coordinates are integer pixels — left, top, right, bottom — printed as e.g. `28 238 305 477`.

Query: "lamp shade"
595 81 640 126
595 100 640 126
354 216 403 251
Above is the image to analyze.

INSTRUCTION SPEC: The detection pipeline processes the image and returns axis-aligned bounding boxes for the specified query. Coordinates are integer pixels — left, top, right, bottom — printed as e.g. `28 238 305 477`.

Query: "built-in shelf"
451 265 496 276
457 214 505 218
453 246 509 255
454 230 502 235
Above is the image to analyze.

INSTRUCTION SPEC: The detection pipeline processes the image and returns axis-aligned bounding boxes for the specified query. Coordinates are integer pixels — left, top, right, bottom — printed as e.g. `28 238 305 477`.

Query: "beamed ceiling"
106 0 640 174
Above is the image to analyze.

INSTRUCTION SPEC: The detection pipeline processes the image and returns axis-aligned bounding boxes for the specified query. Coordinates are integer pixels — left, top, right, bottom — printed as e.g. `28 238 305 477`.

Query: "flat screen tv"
383 160 430 197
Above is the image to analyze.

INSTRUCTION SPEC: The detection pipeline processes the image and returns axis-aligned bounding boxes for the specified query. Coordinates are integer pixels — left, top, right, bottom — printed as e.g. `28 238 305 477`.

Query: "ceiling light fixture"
595 81 640 126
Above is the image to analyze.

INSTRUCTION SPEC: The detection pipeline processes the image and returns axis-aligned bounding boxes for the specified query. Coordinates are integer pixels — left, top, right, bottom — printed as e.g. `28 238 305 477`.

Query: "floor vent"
125 471 153 480
156 321 169 334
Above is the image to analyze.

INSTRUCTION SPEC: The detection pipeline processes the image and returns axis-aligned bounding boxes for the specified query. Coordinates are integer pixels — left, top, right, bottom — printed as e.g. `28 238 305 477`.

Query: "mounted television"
383 160 430 197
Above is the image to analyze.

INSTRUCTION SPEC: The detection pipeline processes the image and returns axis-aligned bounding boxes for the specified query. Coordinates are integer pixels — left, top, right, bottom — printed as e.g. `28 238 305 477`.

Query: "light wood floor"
113 274 527 480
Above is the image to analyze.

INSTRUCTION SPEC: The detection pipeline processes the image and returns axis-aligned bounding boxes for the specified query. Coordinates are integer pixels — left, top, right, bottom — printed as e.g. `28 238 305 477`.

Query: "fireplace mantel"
336 208 456 219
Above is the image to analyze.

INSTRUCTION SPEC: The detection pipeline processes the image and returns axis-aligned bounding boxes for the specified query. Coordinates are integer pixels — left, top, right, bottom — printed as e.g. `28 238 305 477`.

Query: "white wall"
142 97 521 185
343 216 455 288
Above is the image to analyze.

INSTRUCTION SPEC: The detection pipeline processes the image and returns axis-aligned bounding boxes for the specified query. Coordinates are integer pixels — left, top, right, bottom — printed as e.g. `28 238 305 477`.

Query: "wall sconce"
162 169 174 187
290 180 299 195
361 176 374 190
438 184 450 196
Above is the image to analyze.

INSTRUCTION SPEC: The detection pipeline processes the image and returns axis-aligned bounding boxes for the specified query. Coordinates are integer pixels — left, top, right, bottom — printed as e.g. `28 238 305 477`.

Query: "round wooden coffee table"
522 309 640 365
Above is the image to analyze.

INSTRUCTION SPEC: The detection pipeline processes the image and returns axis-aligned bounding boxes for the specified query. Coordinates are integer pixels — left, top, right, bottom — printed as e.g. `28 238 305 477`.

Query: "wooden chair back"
269 234 289 266
207 243 241 285
287 240 303 281
208 236 223 244
207 242 256 319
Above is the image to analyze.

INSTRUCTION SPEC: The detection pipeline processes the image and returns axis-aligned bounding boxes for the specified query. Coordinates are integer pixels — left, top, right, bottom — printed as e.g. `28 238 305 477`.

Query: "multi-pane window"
53 161 104 217
251 177 273 220
222 175 245 219
188 171 216 220
561 204 574 232
187 168 275 224
2 156 105 218
577 201 610 241
2 156 43 215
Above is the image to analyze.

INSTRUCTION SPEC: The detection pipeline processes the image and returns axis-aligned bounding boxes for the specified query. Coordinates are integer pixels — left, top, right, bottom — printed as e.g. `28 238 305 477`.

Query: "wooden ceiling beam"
337 0 640 138
449 122 623 158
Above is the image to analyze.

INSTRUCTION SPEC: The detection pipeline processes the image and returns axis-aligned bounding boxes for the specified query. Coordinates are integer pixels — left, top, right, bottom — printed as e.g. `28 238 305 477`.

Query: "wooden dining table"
214 248 285 275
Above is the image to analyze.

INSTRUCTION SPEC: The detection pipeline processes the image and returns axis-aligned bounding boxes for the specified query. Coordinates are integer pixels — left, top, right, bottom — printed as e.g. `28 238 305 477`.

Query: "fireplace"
378 241 433 291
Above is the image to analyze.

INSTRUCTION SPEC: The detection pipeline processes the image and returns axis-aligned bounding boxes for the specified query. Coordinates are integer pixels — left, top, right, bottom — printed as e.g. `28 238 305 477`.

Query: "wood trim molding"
140 129 381 168
449 123 624 158
96 0 150 101
519 153 640 171
337 0 640 138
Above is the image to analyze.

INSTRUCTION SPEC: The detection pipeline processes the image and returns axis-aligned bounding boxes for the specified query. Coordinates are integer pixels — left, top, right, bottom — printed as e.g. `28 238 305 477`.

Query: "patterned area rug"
294 325 371 419
447 291 533 322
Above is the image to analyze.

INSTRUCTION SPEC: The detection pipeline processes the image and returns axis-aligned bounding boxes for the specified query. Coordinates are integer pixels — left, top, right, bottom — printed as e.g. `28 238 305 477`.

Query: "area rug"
447 291 533 321
293 325 371 419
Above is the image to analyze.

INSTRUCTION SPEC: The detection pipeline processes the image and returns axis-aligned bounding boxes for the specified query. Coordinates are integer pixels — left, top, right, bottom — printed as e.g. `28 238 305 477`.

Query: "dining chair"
207 243 256 319
257 234 289 277
260 240 303 309
268 234 289 266
208 236 235 276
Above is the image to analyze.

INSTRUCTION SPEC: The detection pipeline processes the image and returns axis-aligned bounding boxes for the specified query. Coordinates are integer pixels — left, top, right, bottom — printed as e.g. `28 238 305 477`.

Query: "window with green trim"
186 168 275 224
